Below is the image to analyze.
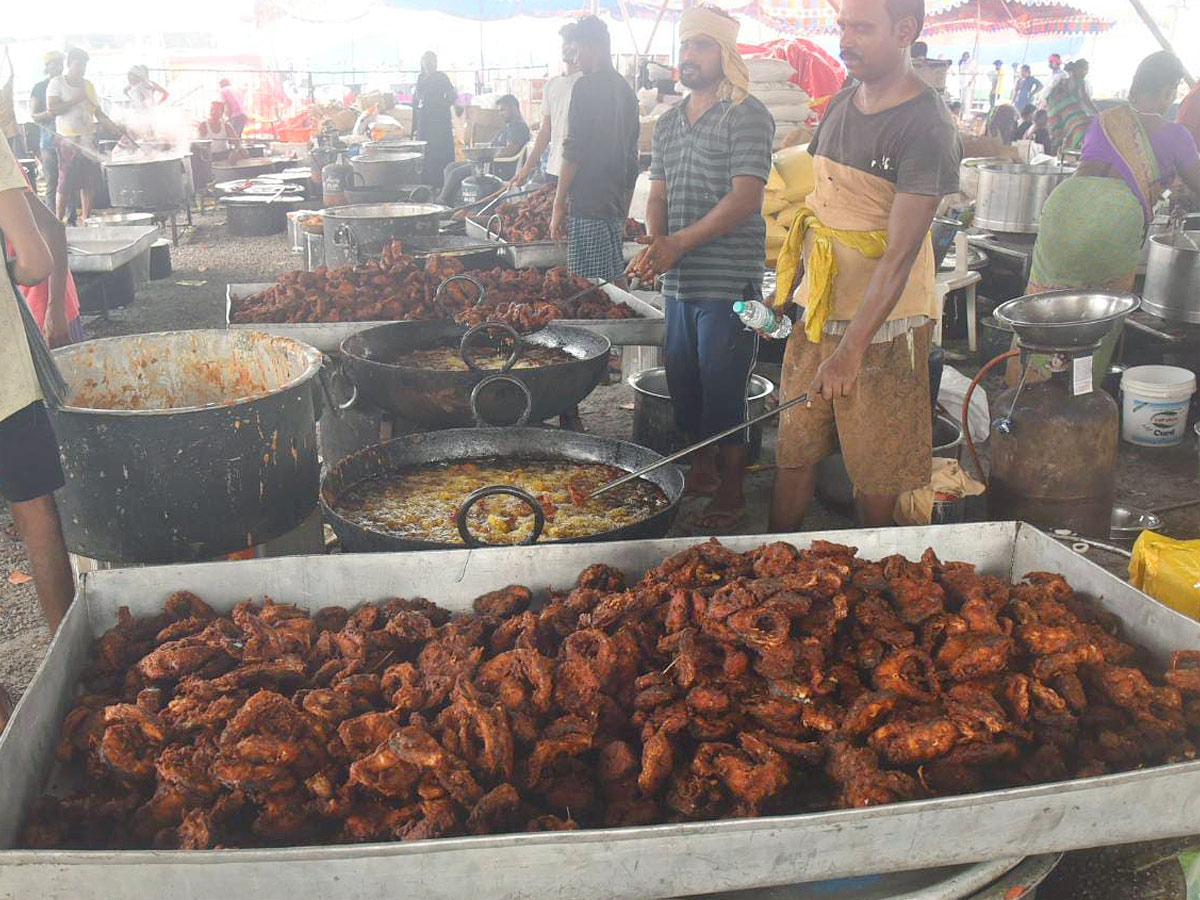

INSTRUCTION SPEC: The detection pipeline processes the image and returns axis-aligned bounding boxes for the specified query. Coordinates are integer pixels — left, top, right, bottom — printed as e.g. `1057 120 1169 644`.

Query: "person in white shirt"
511 23 582 187
46 48 120 221
123 65 168 109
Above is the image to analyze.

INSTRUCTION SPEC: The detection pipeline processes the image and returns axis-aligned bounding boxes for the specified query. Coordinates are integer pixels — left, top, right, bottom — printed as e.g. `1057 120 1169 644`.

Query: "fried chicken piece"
868 718 960 766
938 634 1014 682
527 714 596 788
472 585 533 618
337 711 400 757
465 784 522 835
841 691 904 739
349 741 420 798
137 637 223 682
873 648 937 701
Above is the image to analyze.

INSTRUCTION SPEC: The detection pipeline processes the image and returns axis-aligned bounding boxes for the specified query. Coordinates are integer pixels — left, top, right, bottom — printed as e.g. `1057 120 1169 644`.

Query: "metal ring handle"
326 365 358 411
485 213 504 242
345 170 366 189
459 322 523 374
469 374 533 427
455 485 546 548
434 273 487 317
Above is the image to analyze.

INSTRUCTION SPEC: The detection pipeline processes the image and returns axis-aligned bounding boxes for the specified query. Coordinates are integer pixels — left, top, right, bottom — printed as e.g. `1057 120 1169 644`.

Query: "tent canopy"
922 0 1115 35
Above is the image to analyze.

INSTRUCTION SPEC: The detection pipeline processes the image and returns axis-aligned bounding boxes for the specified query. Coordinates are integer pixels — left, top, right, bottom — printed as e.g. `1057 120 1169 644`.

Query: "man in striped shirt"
628 5 774 533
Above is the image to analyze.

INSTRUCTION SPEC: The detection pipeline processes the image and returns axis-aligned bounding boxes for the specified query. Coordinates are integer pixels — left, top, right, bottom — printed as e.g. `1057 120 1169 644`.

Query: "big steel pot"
974 163 1074 234
321 427 684 551
104 156 189 209
630 367 775 464
1142 231 1200 324
49 330 323 563
350 152 423 187
362 140 427 157
322 202 446 267
223 195 307 237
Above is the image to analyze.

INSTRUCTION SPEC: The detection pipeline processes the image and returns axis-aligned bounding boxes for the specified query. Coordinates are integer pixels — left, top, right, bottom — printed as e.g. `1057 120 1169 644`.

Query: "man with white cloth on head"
628 5 775 535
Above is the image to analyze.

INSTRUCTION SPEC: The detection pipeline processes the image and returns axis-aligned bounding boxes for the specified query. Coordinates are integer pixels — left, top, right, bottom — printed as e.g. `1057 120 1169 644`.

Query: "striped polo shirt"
650 94 775 302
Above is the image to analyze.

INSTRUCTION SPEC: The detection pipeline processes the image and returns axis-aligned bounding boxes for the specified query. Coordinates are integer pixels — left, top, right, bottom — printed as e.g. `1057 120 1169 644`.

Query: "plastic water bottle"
733 300 792 340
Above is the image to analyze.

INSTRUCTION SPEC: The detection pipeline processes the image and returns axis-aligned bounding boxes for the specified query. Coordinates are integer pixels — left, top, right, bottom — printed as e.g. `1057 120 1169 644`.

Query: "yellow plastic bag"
763 194 788 216
1129 532 1200 621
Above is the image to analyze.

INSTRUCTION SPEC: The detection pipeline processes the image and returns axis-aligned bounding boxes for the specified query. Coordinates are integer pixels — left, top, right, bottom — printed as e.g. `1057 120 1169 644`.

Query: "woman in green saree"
1024 52 1200 380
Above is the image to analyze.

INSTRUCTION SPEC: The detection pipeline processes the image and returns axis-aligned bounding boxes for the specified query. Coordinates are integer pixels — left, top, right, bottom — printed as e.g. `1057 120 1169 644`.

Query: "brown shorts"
777 323 932 497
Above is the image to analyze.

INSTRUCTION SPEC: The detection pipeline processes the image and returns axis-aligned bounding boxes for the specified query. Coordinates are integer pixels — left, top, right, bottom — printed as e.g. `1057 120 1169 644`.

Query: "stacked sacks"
762 145 815 267
746 58 812 150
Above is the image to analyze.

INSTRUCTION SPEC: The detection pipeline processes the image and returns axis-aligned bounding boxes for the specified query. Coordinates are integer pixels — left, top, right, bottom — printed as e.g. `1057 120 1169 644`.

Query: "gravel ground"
2 209 1197 703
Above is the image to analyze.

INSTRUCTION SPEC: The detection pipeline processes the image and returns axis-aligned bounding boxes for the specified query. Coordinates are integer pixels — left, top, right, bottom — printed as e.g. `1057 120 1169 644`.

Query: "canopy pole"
615 0 642 69
643 0 670 57
1125 0 1194 86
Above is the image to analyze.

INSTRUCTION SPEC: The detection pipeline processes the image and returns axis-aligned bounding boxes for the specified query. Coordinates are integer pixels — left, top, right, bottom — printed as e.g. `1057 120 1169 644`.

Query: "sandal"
683 470 721 498
682 505 748 536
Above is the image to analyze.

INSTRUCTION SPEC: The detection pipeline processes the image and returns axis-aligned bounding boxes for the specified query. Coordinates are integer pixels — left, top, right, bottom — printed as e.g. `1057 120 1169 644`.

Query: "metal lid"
1149 230 1200 253
220 194 307 206
1111 506 1161 538
352 152 423 164
994 291 1140 351
322 202 448 219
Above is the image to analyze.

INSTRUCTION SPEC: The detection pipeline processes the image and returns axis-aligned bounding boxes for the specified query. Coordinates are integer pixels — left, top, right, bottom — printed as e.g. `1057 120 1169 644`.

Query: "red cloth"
9 167 81 330
737 38 846 117
1178 81 1200 148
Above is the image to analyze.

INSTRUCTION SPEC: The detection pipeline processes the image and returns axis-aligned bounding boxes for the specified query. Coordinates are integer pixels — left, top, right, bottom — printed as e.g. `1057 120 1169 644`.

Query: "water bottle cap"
732 301 747 314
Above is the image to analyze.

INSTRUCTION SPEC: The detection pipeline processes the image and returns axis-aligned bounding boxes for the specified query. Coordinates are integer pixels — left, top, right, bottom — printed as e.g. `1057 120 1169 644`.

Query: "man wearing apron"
0 137 74 728
769 0 961 531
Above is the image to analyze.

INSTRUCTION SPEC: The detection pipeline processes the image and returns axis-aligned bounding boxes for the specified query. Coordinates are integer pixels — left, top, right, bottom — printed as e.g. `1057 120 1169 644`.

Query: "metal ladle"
586 392 809 501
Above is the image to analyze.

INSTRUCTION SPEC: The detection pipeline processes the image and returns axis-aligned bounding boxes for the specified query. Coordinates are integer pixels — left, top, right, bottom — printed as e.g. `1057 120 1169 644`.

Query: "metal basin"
340 320 610 427
103 155 189 210
321 427 684 551
49 331 323 563
994 291 1140 350
1111 505 1162 543
629 367 775 464
350 151 423 187
322 202 447 267
362 140 427 157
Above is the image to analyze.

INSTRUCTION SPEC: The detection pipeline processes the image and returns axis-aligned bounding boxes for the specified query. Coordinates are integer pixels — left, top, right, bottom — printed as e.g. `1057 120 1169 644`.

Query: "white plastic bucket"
1120 365 1197 446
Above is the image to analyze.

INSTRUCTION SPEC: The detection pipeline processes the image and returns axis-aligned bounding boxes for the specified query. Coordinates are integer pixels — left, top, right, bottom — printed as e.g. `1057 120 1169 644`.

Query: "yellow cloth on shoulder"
775 206 888 342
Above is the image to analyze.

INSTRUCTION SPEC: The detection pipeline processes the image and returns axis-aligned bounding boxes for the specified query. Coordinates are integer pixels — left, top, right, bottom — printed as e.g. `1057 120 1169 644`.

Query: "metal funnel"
994 291 1140 351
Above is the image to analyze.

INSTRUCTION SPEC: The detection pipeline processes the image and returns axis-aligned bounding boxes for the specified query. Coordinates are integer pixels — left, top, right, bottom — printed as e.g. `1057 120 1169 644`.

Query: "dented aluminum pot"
48 330 323 563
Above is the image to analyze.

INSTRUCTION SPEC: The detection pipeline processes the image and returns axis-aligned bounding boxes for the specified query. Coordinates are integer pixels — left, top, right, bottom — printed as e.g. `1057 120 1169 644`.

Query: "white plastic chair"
934 230 983 351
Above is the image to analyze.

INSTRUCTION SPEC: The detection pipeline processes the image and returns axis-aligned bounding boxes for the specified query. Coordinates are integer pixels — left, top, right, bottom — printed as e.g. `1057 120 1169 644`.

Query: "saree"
1046 79 1092 154
1022 104 1159 382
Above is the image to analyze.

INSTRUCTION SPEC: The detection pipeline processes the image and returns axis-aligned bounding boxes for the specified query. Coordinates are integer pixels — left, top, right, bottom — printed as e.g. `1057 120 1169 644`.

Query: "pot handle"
455 485 546 548
459 321 523 374
332 223 361 264
434 273 486 317
322 363 358 411
485 213 504 242
470 373 533 427
346 170 366 189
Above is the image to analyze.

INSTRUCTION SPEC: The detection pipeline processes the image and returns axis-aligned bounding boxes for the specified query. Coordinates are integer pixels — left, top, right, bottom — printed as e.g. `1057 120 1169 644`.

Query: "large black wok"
339 315 610 428
321 427 684 551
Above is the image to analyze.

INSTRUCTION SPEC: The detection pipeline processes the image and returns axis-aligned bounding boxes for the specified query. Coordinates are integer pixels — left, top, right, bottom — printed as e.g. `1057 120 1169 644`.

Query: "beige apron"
0 138 43 422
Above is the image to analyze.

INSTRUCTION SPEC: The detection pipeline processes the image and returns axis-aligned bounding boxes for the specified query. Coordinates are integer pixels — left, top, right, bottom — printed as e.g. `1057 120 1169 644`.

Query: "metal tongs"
585 393 810 501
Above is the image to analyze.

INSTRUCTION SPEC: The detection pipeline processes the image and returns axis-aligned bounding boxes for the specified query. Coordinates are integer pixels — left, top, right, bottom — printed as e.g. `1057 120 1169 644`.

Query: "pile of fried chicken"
473 184 646 244
24 539 1200 850
229 241 636 332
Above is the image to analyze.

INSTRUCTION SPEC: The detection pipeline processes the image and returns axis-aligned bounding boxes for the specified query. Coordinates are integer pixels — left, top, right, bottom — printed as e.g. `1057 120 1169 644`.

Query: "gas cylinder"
321 152 353 207
460 172 504 206
987 367 1118 539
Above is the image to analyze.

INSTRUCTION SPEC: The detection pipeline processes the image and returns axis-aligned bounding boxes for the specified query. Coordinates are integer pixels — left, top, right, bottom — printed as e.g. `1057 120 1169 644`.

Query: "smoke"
109 96 207 161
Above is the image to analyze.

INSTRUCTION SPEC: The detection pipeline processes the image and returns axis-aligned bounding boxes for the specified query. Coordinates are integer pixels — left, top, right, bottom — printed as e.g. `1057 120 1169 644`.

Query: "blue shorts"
664 295 759 447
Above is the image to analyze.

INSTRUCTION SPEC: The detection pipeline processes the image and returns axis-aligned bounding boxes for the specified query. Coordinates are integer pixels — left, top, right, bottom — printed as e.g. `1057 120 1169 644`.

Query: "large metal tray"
227 281 663 352
226 283 392 354
65 225 159 273
465 217 642 270
0 523 1196 899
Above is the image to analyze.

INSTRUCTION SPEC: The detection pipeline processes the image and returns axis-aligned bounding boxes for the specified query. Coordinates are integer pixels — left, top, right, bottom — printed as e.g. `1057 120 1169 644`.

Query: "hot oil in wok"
336 458 669 544
385 342 577 372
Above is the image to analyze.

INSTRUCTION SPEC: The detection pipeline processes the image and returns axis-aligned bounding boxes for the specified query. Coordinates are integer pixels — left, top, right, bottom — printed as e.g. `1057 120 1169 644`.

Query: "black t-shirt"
562 67 639 220
809 85 962 196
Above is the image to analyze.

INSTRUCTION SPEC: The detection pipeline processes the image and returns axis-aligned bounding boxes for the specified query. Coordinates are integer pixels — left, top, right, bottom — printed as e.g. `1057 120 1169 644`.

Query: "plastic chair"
934 230 982 351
